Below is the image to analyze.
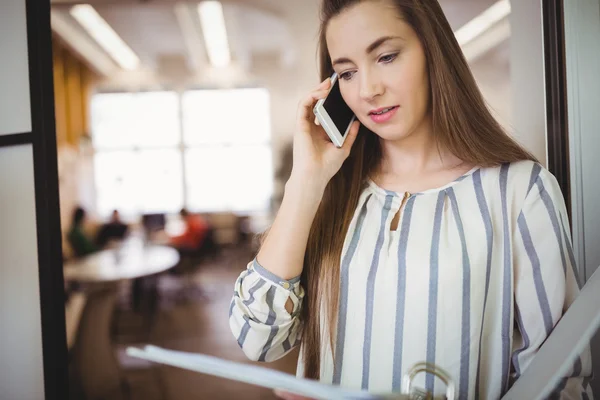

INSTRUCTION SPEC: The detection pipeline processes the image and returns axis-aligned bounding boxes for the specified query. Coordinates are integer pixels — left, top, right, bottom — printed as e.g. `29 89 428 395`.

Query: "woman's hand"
273 389 315 400
290 77 360 190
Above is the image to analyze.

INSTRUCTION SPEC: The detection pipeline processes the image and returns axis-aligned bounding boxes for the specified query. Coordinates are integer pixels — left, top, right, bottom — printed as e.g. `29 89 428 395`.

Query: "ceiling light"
70 4 140 71
174 3 206 71
454 0 511 46
51 10 116 77
197 1 231 68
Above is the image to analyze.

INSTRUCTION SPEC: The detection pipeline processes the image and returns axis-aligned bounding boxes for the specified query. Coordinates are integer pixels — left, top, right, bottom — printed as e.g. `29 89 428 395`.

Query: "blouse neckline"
366 166 481 197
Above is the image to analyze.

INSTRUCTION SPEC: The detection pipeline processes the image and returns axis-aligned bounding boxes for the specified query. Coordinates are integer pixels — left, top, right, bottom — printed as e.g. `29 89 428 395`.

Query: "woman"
67 206 97 258
229 0 593 398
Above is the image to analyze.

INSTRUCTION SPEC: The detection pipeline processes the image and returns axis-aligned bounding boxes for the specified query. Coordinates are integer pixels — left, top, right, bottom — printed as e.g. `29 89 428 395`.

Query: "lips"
369 106 398 115
368 105 399 123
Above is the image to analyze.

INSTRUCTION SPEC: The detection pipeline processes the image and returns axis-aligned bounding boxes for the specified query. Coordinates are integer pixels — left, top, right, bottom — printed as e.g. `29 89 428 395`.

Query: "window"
91 89 273 218
91 91 180 149
181 88 271 145
184 146 273 212
181 88 273 212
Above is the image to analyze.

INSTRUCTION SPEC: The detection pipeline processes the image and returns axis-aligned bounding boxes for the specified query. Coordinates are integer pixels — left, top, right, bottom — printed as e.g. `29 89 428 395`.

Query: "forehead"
326 1 412 54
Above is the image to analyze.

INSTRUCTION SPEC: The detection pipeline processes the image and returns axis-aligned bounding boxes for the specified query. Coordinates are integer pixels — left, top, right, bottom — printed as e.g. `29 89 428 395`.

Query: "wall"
469 41 513 134
0 4 31 136
0 0 48 398
52 37 97 256
53 37 96 147
0 146 45 399
509 0 547 165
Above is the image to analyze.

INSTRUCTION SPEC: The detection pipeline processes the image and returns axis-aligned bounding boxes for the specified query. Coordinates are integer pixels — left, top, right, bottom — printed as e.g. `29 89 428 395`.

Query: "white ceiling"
50 0 505 82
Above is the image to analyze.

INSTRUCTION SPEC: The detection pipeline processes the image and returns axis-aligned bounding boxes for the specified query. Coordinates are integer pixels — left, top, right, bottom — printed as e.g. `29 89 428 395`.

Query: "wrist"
284 174 326 209
287 172 327 196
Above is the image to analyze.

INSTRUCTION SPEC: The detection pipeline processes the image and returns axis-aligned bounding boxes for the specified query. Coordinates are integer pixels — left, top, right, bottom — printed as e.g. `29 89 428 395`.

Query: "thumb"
341 120 361 153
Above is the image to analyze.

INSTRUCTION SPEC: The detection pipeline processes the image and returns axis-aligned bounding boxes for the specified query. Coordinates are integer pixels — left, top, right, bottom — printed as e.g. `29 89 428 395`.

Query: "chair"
167 227 219 303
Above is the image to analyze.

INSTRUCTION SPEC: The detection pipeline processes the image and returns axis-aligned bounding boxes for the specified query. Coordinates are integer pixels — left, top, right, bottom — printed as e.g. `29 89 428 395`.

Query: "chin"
364 122 410 142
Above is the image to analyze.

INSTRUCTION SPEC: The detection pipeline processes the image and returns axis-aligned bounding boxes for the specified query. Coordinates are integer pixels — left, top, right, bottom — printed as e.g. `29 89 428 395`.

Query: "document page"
127 345 383 400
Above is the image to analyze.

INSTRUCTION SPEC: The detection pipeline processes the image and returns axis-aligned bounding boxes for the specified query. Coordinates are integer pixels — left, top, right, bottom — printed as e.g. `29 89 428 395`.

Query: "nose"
359 71 384 101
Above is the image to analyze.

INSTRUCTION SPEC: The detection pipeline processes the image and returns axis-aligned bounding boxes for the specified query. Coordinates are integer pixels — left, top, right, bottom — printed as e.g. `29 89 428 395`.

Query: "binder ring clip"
401 362 456 400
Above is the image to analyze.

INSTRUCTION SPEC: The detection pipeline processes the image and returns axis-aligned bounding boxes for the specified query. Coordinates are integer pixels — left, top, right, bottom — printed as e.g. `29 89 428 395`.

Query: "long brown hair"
297 0 537 379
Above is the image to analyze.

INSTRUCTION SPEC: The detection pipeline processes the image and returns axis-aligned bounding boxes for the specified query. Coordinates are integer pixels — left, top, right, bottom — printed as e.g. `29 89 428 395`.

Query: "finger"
341 120 361 152
297 89 331 127
317 77 331 90
314 116 320 126
308 89 330 103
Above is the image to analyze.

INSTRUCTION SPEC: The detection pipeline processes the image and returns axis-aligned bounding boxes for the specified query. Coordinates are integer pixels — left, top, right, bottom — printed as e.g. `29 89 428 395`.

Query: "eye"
339 71 356 81
378 53 398 64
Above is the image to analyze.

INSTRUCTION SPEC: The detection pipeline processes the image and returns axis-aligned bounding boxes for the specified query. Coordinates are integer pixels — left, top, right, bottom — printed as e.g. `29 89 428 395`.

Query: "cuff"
251 258 301 291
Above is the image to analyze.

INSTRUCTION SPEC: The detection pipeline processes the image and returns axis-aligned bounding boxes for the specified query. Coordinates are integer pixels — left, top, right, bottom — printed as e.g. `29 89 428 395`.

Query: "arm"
257 75 359 281
511 169 593 399
228 177 324 362
229 77 360 362
229 259 305 362
257 176 325 281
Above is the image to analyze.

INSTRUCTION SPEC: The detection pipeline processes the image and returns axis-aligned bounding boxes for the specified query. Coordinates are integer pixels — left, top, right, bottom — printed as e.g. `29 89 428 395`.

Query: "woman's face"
326 0 430 141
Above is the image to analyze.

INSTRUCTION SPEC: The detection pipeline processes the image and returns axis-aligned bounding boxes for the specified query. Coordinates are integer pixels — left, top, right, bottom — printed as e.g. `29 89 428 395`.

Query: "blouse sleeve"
229 258 304 362
511 169 594 399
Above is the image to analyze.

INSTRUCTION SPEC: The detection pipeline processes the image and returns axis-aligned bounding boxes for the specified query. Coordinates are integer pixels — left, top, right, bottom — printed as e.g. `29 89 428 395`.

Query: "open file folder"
502 265 600 399
127 345 384 399
128 266 600 400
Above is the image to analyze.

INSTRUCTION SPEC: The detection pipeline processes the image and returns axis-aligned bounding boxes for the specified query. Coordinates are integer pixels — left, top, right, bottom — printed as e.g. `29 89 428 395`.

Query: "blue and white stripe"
229 160 593 399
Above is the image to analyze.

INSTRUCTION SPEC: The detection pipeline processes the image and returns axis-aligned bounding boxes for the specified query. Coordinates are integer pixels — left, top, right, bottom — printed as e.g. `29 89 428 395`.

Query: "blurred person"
229 0 593 399
95 210 129 248
169 208 210 252
67 206 97 258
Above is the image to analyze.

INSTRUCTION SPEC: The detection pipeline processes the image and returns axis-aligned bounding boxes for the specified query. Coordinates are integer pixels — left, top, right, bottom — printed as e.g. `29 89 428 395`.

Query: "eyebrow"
331 36 402 67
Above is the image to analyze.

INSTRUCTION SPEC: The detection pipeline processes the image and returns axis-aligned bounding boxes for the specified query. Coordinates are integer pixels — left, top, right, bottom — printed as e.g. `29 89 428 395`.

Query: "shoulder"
480 159 558 191
478 159 565 213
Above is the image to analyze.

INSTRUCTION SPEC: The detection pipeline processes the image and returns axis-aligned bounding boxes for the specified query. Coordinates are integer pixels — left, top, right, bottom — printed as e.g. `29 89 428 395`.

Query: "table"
64 239 179 399
64 239 179 283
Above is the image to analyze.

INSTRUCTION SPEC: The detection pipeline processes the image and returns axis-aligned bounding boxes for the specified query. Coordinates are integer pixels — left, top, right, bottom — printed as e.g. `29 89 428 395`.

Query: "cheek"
407 58 430 105
389 52 428 101
340 85 361 113
413 74 430 112
393 68 429 110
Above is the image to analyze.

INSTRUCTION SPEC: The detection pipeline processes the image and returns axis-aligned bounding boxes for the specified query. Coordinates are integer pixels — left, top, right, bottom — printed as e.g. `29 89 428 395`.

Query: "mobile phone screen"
323 78 355 137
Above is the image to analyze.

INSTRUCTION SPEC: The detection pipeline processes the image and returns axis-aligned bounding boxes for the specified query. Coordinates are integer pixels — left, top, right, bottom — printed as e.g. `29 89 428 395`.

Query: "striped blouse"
229 160 593 399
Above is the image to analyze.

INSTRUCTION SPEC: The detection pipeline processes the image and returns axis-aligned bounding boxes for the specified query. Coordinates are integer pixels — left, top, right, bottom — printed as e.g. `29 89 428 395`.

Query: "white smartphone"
313 72 356 148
